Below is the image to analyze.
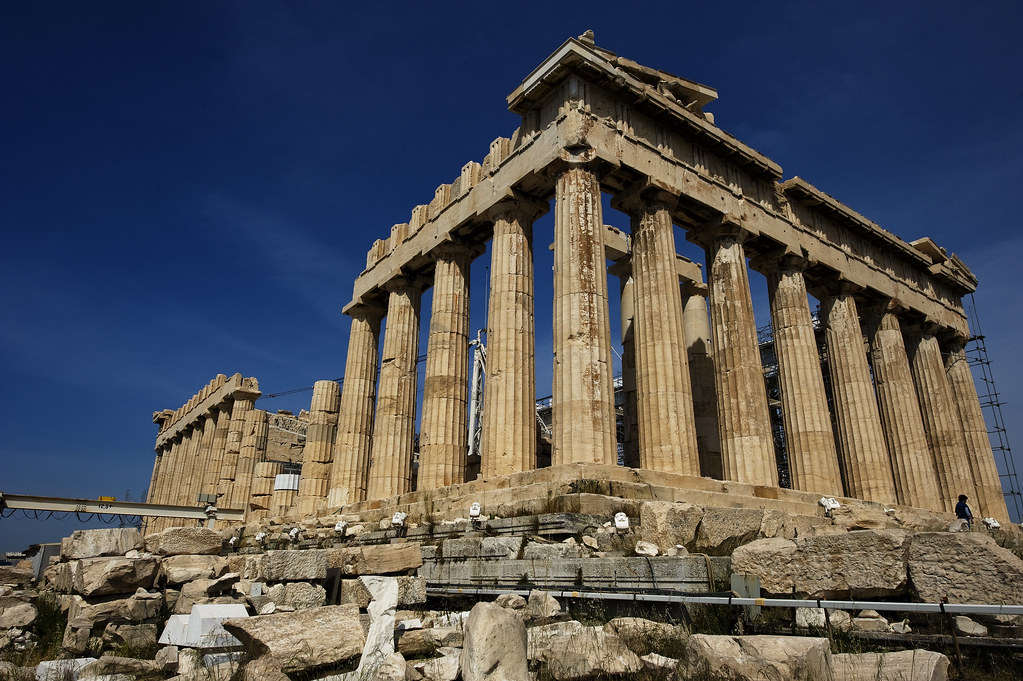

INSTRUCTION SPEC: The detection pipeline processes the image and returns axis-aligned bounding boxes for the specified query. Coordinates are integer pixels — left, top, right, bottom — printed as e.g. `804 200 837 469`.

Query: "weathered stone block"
461 602 528 681
340 576 425 608
144 527 223 556
61 529 141 560
542 628 643 681
159 554 228 585
266 582 326 610
682 634 832 681
908 532 1023 604
222 605 365 673
328 543 423 575
831 650 949 681
639 501 704 549
263 549 328 581
71 557 158 597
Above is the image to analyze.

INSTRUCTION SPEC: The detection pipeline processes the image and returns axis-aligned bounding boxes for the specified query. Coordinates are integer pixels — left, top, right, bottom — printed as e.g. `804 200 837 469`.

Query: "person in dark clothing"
955 494 973 529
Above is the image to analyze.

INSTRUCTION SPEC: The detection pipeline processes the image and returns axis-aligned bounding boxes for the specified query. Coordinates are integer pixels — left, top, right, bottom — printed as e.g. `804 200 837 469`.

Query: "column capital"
681 280 709 298
610 178 679 215
686 216 752 249
429 239 479 262
749 248 809 276
819 276 864 300
382 274 425 295
545 155 616 183
345 301 385 321
484 191 549 224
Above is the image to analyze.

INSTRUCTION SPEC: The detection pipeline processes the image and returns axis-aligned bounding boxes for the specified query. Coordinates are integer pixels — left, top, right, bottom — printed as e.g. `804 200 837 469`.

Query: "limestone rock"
634 541 658 556
829 504 899 531
522 540 588 560
79 655 161 678
851 616 890 632
524 590 561 619
398 627 463 657
682 634 832 681
495 593 526 610
639 501 704 550
731 530 910 598
222 604 365 673
144 527 223 556
542 627 643 681
0 597 36 629
340 576 426 608
641 652 678 671
263 549 328 581
36 658 97 680
694 507 767 555
372 652 409 681
908 532 1023 604
603 617 686 657
461 601 528 681
0 565 32 587
155 645 179 672
266 581 326 610
953 616 988 637
527 621 584 660
159 555 228 585
415 652 460 681
71 557 158 596
831 649 949 681
61 529 141 560
102 621 158 649
328 543 423 575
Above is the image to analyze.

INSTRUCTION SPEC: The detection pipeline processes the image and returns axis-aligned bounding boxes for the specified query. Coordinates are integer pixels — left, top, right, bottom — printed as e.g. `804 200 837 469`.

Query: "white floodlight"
614 512 630 531
982 517 1001 529
818 497 841 514
288 527 301 541
334 520 348 535
228 536 238 546
254 532 267 544
468 502 482 519
392 512 408 528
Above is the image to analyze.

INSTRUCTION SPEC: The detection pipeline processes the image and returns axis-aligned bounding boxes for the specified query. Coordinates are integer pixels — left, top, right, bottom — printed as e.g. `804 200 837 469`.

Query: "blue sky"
3 1 1022 552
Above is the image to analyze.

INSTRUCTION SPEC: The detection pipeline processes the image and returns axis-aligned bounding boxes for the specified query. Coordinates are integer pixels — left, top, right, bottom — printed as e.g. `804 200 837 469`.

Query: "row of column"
312 162 1006 522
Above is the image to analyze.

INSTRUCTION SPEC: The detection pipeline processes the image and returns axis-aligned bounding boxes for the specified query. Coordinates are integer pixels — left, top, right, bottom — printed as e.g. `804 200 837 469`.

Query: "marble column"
296 380 341 515
682 283 722 480
235 409 269 518
419 243 472 488
695 223 776 486
618 191 699 474
761 256 842 495
945 337 1009 522
202 405 232 500
611 263 640 468
551 164 617 465
367 277 422 499
221 395 257 507
328 305 381 506
863 305 942 510
907 324 976 512
820 285 896 502
192 413 218 504
175 427 199 506
482 199 545 477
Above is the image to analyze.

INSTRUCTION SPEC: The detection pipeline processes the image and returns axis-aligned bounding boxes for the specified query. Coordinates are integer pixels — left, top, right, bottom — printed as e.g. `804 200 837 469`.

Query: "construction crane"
0 492 244 529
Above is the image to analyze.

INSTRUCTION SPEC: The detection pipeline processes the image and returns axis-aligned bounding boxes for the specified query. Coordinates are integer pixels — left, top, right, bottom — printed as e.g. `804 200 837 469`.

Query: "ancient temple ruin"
145 34 1009 530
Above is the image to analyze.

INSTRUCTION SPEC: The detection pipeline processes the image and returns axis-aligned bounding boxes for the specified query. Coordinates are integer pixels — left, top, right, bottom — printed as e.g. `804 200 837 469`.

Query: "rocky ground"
2 496 1022 680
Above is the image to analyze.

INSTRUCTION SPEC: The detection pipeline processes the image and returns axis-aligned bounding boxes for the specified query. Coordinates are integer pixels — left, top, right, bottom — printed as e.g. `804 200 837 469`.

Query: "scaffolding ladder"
965 294 1022 520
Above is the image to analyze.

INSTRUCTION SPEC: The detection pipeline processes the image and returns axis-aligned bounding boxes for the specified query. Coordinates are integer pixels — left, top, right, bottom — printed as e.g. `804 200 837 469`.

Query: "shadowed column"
693 223 776 486
760 255 842 496
551 164 617 465
222 391 258 509
945 337 1009 522
821 284 896 502
482 199 546 477
419 242 472 488
907 323 976 512
616 189 699 474
235 409 268 520
367 277 422 499
610 261 640 468
202 405 232 501
682 283 722 480
328 305 381 506
863 304 942 510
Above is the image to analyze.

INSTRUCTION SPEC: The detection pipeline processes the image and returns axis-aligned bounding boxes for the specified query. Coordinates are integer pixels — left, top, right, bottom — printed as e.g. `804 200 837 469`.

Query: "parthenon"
145 34 1009 530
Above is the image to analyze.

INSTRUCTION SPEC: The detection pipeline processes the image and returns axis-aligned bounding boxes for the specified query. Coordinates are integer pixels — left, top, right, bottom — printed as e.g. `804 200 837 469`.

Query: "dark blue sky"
3 1 1022 551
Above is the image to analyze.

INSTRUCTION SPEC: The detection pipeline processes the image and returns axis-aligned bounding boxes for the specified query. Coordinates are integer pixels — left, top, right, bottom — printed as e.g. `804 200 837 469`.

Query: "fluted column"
328 305 381 506
222 395 257 507
760 256 842 495
694 224 776 486
820 285 896 502
296 380 341 515
682 283 722 480
174 427 199 506
617 190 699 474
202 405 232 500
945 338 1009 521
611 262 640 468
551 164 617 464
482 199 546 477
419 243 472 488
235 409 269 518
864 305 942 510
367 277 422 499
192 414 218 504
907 324 976 512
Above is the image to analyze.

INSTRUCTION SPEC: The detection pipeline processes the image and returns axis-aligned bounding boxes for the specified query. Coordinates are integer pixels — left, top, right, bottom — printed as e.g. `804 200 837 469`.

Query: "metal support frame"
0 492 244 529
